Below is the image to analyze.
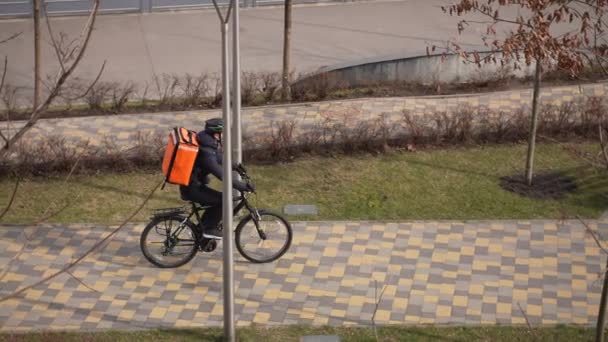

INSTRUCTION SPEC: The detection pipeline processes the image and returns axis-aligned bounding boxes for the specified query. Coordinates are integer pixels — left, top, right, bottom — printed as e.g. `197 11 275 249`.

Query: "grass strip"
0 143 605 224
0 325 594 342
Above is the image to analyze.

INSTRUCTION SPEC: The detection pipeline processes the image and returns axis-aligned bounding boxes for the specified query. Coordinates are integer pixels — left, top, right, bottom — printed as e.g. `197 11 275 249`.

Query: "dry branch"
0 153 88 293
44 6 66 73
517 302 540 342
600 125 608 170
371 277 391 342
578 215 608 256
78 61 106 99
538 134 606 170
0 179 162 303
66 270 99 293
0 227 33 292
0 57 7 96
34 202 71 225
34 151 86 224
0 32 22 45
0 0 100 158
0 176 20 221
439 1 608 75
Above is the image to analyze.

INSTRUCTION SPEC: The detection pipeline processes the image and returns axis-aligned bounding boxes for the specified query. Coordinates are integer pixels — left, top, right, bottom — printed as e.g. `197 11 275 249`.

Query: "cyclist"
179 118 255 240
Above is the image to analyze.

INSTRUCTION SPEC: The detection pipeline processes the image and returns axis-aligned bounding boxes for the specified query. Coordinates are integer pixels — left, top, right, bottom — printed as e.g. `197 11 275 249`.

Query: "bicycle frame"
165 193 263 243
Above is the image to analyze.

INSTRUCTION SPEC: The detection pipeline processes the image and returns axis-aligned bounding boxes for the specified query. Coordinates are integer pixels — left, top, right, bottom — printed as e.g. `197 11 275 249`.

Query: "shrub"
2 97 606 177
85 81 113 111
1 85 24 119
0 132 166 178
538 102 576 138
110 82 136 113
210 74 223 108
310 73 335 100
181 73 210 108
241 72 259 105
155 74 180 107
402 111 434 145
579 97 606 137
260 72 281 103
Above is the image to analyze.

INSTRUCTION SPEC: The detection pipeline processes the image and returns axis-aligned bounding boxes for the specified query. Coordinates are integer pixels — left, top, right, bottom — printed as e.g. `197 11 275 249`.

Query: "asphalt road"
0 0 489 100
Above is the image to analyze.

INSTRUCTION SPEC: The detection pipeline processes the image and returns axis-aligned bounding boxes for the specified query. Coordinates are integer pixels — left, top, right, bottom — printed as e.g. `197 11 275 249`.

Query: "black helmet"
204 118 224 134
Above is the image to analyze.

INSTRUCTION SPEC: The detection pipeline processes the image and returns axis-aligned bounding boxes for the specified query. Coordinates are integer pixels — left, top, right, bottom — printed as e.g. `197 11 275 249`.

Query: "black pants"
180 186 222 228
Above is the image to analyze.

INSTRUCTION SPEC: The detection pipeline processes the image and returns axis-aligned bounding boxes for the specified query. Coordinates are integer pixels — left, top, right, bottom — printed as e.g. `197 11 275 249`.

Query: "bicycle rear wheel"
235 211 292 263
140 216 199 268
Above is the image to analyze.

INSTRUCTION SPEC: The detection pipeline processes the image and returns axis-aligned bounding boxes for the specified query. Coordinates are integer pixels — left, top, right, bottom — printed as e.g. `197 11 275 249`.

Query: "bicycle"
140 165 293 268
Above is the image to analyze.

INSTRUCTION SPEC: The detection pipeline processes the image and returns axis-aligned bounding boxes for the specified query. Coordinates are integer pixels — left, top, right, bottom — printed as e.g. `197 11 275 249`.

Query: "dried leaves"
439 0 608 76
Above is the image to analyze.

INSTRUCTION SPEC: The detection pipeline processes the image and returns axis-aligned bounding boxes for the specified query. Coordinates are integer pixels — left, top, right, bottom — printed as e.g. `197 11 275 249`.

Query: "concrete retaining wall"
299 53 538 87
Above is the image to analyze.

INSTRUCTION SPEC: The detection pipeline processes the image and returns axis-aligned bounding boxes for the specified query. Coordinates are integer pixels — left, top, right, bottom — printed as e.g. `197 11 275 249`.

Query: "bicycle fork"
251 209 267 240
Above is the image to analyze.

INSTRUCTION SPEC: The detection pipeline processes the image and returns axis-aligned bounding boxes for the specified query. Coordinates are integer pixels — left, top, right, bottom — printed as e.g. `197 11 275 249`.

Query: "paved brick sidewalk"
1 82 606 150
0 219 606 332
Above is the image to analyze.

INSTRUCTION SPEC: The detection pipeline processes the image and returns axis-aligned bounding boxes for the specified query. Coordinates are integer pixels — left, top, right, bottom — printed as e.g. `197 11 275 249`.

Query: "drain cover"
300 336 340 342
283 204 318 215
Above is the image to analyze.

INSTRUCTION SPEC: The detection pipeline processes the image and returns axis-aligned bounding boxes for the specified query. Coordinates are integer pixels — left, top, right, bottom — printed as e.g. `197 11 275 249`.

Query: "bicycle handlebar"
234 163 255 193
235 163 248 178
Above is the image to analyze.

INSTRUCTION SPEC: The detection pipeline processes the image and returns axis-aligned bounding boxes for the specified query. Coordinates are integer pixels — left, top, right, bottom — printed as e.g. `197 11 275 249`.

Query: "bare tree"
526 60 542 186
578 215 608 342
0 32 22 45
0 57 7 112
0 0 101 159
281 0 292 102
592 123 608 342
556 103 608 341
600 124 608 170
0 175 19 221
33 0 42 109
0 57 8 154
440 0 608 186
0 31 12 101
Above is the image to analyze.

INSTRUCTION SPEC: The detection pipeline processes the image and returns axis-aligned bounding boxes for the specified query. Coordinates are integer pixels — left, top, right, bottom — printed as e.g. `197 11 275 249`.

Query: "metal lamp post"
210 0 237 340
232 0 243 165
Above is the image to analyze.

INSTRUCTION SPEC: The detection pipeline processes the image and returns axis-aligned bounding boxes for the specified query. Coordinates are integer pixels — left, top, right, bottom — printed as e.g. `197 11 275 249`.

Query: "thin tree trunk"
525 59 542 186
33 0 42 109
597 257 608 342
281 0 292 102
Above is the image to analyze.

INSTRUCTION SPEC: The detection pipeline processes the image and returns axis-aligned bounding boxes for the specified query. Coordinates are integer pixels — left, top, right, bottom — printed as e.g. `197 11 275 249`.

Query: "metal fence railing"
0 0 350 18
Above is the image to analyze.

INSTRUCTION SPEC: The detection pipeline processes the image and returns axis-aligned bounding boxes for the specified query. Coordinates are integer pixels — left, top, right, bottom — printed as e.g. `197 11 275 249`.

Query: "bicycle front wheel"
140 216 199 268
235 211 292 263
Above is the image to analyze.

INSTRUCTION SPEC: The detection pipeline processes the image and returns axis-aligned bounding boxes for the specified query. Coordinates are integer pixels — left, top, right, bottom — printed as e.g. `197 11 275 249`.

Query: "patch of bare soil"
500 172 578 199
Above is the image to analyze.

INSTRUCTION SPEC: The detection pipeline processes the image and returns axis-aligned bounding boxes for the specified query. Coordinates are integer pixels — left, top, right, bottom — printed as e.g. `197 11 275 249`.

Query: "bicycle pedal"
200 239 217 253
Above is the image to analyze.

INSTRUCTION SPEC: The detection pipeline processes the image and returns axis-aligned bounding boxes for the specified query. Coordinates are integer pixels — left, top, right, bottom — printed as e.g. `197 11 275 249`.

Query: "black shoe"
203 226 223 240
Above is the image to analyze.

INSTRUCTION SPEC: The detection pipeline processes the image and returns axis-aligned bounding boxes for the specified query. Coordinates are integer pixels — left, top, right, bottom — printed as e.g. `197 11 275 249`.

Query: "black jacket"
183 130 248 193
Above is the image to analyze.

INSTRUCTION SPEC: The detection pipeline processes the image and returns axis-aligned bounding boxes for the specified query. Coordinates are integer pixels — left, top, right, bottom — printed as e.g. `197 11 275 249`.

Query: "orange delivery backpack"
161 127 199 188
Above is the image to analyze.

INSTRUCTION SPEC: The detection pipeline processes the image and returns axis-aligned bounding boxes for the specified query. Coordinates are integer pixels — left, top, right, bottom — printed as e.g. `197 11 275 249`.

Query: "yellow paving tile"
436 305 451 317
253 312 270 324
149 307 168 319
168 305 183 313
469 284 484 295
288 264 304 273
453 295 468 307
348 296 366 307
118 310 135 320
